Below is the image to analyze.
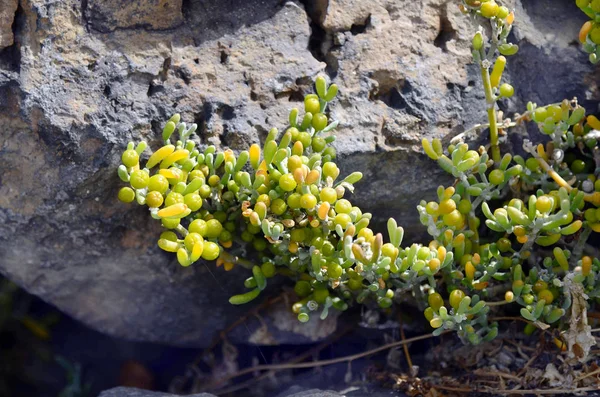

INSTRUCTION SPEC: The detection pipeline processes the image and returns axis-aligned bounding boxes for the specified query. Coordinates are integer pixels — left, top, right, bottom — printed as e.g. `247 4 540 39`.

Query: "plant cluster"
577 0 600 64
116 1 600 354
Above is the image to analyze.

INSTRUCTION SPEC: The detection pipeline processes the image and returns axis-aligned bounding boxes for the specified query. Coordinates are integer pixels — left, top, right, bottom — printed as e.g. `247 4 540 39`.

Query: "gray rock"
86 0 184 32
0 0 17 49
278 387 342 397
0 0 598 347
99 387 215 397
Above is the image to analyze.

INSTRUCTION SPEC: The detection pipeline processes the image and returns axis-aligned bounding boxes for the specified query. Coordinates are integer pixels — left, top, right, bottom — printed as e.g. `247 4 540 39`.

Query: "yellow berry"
449 289 465 310
480 1 499 18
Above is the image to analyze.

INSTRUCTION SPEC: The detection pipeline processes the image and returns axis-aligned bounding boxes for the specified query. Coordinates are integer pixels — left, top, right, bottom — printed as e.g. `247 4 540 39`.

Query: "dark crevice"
175 66 191 85
81 0 90 32
434 9 456 52
147 83 164 97
218 104 235 121
370 79 425 120
219 125 229 147
350 15 370 35
254 124 269 145
147 57 172 96
299 0 338 79
220 50 229 64
158 57 171 82
193 105 211 140
288 89 305 102
274 76 312 102
0 3 25 73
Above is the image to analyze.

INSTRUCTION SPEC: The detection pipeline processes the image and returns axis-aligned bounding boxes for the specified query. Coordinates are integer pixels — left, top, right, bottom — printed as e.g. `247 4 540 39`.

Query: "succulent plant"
116 1 600 354
577 0 600 64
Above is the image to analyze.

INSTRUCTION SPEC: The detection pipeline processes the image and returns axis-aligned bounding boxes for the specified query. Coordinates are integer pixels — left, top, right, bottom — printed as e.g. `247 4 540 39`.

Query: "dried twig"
209 331 450 386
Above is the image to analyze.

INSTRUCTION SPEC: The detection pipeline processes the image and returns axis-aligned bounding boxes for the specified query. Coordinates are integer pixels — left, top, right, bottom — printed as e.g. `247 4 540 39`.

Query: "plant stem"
480 65 501 164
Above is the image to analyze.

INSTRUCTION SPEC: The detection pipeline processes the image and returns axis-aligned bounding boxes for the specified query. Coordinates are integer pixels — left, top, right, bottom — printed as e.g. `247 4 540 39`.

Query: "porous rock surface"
0 0 597 346
99 387 216 397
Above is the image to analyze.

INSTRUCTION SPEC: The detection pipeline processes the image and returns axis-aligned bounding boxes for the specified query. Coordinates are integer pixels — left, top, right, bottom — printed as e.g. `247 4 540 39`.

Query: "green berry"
201 241 220 260
457 199 472 214
311 113 328 131
480 1 499 18
327 262 343 279
319 187 337 204
442 210 463 227
571 159 587 174
298 132 312 148
162 218 180 229
425 202 439 215
118 187 136 203
205 219 223 239
323 146 336 159
165 192 184 207
198 184 211 199
253 237 267 251
287 155 302 171
300 193 317 209
590 27 600 45
219 230 232 242
261 262 276 278
184 233 204 252
313 288 329 304
322 162 339 179
146 191 164 208
499 83 514 98
535 195 553 213
424 307 434 321
334 199 352 214
279 173 297 192
148 175 169 194
496 6 509 19
334 213 352 228
525 157 540 172
428 292 443 311
290 228 306 242
184 193 203 211
294 281 311 297
189 219 207 236
312 137 327 152
449 289 465 310
304 96 320 114
270 198 287 215
577 0 590 8
497 238 511 252
188 170 205 181
533 107 548 123
122 149 139 168
489 169 505 185
287 193 302 209
130 170 149 189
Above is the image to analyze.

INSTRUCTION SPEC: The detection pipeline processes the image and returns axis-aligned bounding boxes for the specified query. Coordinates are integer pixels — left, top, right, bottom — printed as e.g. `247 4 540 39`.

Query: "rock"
86 0 184 32
277 388 342 397
99 387 215 397
0 0 598 347
0 0 18 49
